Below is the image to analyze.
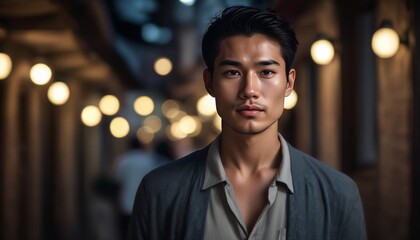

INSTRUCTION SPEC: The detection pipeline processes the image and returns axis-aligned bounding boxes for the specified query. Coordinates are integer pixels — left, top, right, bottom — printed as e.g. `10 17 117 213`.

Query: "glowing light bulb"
371 27 400 58
154 57 173 76
310 39 335 65
30 63 52 85
197 94 217 117
81 105 102 127
110 117 130 138
99 95 120 116
48 82 70 105
134 96 154 116
0 52 12 79
284 90 298 110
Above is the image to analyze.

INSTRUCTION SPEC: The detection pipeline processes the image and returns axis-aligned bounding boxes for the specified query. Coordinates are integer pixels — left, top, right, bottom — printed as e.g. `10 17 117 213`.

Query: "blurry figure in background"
154 139 176 161
90 174 120 240
113 137 169 240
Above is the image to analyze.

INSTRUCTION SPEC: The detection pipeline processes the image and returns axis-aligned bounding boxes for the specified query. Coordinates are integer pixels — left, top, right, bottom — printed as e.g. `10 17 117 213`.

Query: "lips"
236 104 264 117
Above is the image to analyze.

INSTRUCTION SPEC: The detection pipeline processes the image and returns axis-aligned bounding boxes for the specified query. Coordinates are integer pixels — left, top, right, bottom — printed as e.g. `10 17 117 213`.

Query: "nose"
239 72 260 99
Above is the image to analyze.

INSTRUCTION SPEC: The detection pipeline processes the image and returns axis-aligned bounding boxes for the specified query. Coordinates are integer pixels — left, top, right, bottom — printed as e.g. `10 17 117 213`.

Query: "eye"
224 70 241 77
260 70 275 76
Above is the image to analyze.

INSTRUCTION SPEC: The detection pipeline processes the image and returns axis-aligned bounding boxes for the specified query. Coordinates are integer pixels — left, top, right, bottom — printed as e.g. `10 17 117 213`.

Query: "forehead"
216 34 284 63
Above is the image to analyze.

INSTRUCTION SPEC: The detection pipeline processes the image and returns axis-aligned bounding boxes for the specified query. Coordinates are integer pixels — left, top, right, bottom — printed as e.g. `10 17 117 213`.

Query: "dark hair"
201 5 298 76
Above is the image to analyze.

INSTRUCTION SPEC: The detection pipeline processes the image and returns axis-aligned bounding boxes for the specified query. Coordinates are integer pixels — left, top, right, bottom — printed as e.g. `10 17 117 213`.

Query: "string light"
48 82 70 105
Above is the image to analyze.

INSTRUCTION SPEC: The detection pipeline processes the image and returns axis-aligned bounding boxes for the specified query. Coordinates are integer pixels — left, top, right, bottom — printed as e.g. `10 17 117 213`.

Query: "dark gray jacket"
128 143 367 240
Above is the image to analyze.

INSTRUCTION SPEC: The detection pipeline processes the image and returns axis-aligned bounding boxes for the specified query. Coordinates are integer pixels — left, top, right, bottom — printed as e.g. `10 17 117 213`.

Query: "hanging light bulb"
81 105 102 127
30 63 52 85
110 117 130 138
0 52 12 79
310 39 335 65
284 90 298 110
371 21 400 58
48 81 70 105
197 94 217 117
99 95 120 116
134 96 154 116
154 57 173 76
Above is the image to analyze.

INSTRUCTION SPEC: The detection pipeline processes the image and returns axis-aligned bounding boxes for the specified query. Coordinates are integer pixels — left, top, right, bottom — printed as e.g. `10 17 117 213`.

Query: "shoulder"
139 146 209 191
289 145 360 198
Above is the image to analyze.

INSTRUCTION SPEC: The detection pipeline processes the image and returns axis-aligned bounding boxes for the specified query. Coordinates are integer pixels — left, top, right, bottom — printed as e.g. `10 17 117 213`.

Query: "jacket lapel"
286 144 309 240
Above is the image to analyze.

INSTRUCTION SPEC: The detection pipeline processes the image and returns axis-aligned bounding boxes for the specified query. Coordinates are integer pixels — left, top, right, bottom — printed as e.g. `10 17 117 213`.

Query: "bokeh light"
48 81 70 105
310 39 335 65
284 90 298 110
110 117 130 138
179 115 197 135
99 95 120 116
154 57 172 76
0 52 12 79
30 63 52 85
137 127 155 144
213 114 222 132
81 105 102 127
371 27 400 58
162 99 182 120
143 115 162 133
168 122 188 141
197 94 217 117
134 96 154 116
180 0 196 6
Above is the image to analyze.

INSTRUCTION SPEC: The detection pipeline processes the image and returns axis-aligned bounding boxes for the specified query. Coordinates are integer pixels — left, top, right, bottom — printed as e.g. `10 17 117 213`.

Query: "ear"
285 68 296 97
203 68 215 97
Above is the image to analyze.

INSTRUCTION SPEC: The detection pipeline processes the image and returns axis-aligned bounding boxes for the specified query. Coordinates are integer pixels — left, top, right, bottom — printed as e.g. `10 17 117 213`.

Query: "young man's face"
204 34 296 135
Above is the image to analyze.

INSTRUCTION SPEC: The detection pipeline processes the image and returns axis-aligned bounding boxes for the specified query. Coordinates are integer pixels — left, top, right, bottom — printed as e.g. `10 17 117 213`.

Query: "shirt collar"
202 133 294 193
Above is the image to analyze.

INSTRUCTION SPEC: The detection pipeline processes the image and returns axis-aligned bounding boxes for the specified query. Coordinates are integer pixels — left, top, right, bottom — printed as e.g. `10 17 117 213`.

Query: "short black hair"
201 5 298 76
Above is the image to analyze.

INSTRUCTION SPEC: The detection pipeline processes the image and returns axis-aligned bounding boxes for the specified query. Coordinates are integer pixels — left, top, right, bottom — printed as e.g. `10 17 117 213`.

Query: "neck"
219 126 281 172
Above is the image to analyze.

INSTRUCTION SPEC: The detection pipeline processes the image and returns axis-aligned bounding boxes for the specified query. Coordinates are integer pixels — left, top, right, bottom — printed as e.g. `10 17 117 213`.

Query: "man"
128 6 366 240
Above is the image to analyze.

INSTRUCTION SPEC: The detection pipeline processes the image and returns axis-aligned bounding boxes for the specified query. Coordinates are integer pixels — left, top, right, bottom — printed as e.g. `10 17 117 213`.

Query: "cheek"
262 82 287 100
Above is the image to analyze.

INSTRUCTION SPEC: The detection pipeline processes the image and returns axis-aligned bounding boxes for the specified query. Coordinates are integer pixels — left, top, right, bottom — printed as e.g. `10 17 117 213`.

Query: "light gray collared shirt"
202 134 294 240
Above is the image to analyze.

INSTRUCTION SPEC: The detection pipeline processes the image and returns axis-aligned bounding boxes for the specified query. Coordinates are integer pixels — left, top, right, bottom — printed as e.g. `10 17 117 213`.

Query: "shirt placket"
224 180 279 239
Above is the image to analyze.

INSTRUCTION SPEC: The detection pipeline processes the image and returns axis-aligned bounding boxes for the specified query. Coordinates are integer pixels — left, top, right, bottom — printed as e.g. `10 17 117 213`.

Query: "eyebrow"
219 59 281 67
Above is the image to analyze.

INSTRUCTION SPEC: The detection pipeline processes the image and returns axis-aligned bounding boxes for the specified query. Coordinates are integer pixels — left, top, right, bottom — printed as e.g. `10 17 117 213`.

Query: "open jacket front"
128 142 367 240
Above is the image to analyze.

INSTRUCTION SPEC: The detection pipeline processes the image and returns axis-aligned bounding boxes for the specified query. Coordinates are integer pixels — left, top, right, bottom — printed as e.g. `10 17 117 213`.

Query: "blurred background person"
113 137 169 239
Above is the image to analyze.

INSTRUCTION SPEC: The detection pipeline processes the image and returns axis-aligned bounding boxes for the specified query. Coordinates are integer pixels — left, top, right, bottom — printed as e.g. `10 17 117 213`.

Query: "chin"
230 124 270 135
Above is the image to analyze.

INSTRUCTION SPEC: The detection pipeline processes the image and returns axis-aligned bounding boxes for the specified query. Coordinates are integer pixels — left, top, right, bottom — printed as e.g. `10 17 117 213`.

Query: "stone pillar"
53 80 81 240
314 0 341 169
376 0 412 239
26 87 44 240
2 59 27 240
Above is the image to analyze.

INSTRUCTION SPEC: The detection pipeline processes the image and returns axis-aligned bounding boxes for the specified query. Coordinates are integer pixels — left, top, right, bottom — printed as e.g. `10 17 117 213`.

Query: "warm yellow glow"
284 90 298 110
310 39 335 65
30 63 52 85
81 105 102 127
134 96 154 116
143 115 162 133
110 117 130 138
371 27 400 58
48 82 70 105
154 57 173 76
0 52 12 79
137 127 155 144
168 122 187 140
99 95 120 116
197 94 217 117
189 116 202 137
179 115 197 135
213 114 222 132
162 99 181 119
